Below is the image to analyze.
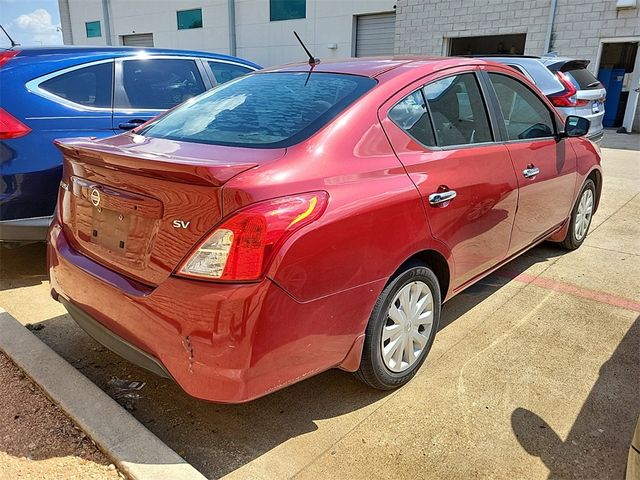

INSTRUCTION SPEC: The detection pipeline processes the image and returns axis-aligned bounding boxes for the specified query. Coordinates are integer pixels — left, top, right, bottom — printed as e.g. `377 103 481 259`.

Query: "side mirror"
563 115 590 138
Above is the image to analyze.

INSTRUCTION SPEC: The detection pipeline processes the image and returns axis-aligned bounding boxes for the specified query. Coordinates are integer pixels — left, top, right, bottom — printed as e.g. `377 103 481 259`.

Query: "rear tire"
355 263 441 390
559 179 596 250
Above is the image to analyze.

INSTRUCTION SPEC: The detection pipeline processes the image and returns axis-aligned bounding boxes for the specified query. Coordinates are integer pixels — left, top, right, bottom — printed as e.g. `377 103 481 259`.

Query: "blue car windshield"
139 72 376 148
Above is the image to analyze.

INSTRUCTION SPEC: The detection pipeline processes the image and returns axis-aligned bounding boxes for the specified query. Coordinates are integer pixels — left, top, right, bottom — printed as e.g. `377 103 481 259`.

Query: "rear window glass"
40 62 113 108
562 67 602 90
139 72 376 148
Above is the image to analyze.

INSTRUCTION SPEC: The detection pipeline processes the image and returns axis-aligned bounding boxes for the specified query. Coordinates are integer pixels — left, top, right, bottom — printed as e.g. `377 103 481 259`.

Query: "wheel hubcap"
574 189 593 241
381 281 434 373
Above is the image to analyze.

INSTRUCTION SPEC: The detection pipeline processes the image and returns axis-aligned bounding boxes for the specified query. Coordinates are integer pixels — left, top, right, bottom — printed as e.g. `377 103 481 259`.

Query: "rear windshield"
139 72 376 148
561 67 602 90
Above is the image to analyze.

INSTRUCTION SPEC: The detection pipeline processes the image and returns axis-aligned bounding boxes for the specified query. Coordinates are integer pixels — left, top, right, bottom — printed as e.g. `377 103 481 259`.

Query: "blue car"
0 46 260 242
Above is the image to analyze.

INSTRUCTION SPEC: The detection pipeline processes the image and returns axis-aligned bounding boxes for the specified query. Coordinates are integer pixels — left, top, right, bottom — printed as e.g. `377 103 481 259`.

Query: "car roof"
263 56 488 78
4 45 261 68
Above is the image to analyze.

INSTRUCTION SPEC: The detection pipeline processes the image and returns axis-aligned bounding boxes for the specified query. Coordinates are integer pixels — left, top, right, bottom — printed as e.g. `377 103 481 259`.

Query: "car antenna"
293 31 319 86
0 24 20 48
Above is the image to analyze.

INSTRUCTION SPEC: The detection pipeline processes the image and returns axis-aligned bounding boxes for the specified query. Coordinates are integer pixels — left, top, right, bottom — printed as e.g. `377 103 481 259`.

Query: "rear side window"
489 73 555 141
119 59 206 110
389 90 436 147
40 62 113 108
207 61 252 85
140 72 376 148
423 73 492 147
560 67 602 90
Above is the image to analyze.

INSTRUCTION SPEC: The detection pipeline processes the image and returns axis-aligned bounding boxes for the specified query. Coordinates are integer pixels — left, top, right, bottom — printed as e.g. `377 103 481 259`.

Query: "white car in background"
479 55 606 143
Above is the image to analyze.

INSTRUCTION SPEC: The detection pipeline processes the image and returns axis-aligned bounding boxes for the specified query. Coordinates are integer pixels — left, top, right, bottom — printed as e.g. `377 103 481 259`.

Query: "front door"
380 69 519 290
485 71 577 255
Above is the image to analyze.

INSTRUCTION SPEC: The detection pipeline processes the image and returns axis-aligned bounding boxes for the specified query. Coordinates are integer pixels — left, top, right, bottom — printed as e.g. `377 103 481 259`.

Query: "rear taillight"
548 71 589 107
0 108 31 139
0 50 19 68
177 192 329 281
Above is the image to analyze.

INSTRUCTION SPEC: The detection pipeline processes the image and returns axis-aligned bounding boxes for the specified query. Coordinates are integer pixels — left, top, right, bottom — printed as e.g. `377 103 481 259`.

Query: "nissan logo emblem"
90 188 101 207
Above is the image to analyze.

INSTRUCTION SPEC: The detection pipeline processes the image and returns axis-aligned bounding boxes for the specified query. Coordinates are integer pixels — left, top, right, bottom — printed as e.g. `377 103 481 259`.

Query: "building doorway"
448 34 526 56
121 33 154 47
354 12 396 57
596 39 640 133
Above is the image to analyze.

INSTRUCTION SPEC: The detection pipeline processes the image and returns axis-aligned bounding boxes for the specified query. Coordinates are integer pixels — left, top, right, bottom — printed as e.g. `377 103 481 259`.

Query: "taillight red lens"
549 71 589 107
0 108 31 139
0 50 19 68
177 192 329 281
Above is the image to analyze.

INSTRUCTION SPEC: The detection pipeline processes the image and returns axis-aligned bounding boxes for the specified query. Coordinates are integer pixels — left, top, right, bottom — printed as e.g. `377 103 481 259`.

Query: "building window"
177 8 203 30
270 0 305 21
85 21 102 38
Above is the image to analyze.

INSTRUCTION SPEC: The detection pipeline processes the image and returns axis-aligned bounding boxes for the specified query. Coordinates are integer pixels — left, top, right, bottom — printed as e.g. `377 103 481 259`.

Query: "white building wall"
61 0 396 67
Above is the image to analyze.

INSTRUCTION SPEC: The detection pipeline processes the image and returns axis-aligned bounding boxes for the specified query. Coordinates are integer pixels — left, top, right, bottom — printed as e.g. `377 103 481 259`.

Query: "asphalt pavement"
0 132 638 479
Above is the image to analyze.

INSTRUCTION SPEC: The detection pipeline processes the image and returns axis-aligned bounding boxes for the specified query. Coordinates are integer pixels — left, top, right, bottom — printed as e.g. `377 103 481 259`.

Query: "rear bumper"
587 129 604 144
48 223 380 403
0 216 52 242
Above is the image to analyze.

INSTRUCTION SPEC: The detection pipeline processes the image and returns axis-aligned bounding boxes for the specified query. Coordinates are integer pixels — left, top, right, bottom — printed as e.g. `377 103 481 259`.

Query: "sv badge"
172 220 191 229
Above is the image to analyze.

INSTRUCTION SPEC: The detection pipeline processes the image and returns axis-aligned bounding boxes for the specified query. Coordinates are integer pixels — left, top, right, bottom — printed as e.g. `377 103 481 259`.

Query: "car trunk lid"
55 134 284 287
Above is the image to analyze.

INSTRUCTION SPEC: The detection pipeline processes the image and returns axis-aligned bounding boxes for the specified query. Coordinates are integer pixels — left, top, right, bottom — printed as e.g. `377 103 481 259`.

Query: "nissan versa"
48 57 602 403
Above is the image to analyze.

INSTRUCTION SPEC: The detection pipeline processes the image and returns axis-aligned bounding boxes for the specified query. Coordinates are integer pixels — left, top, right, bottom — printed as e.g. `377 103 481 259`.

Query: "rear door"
112 57 211 132
484 70 577 255
380 67 518 290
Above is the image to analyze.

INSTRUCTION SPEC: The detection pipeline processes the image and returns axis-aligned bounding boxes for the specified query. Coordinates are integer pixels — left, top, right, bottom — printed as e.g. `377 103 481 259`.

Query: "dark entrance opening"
597 42 639 128
449 34 527 56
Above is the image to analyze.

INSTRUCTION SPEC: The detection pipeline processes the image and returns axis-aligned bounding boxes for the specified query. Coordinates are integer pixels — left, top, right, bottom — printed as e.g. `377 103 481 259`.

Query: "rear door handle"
428 190 457 206
118 119 147 131
523 166 540 178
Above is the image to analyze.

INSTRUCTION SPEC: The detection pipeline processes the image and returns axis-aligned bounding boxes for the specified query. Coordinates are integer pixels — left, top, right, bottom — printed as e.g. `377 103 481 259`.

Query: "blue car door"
112 57 212 132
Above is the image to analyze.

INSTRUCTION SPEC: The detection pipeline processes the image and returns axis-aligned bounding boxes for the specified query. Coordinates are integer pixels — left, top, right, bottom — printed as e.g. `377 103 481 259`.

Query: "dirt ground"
0 353 121 480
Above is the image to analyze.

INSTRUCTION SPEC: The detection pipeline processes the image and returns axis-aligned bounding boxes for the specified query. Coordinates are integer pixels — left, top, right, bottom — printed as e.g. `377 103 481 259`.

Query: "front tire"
559 179 596 250
355 264 441 390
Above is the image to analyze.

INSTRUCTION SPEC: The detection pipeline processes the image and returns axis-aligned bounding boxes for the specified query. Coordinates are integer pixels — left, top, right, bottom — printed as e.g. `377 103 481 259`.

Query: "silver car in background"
479 55 606 143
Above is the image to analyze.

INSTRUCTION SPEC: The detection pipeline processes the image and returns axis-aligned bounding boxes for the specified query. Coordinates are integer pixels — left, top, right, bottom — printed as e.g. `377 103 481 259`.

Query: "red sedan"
48 57 602 403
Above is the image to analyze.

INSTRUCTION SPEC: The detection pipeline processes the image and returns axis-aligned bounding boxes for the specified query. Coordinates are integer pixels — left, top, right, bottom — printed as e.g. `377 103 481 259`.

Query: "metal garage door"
355 12 395 57
121 33 154 47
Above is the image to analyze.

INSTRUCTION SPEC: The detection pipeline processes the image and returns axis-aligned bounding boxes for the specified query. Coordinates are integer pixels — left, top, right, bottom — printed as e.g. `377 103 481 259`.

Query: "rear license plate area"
90 207 131 255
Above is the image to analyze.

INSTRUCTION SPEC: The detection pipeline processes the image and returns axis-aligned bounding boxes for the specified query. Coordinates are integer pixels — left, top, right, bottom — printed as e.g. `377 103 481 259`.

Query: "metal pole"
102 0 112 46
543 0 558 54
228 0 236 56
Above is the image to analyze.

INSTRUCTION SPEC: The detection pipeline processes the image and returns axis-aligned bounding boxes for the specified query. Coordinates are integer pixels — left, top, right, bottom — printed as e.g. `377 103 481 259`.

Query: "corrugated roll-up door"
355 13 395 57
121 33 154 47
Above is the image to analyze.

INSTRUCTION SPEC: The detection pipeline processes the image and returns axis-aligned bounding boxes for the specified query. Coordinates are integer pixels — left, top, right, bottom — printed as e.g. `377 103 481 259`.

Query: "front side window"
177 8 203 30
86 21 102 38
40 62 113 108
423 73 492 147
489 73 555 140
388 90 436 147
270 0 305 21
208 61 252 85
119 59 206 110
139 72 376 148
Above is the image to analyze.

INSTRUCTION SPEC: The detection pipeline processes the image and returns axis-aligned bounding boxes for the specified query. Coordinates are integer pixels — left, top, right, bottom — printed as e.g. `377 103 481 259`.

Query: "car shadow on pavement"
25 242 576 478
0 243 48 291
510 316 640 479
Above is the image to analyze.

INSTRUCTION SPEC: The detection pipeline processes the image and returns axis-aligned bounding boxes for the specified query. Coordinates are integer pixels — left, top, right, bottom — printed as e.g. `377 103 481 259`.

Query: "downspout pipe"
228 0 236 56
101 0 112 45
543 0 557 54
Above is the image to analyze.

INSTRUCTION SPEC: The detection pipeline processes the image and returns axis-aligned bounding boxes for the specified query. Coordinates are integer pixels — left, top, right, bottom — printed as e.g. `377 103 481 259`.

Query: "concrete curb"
0 308 207 480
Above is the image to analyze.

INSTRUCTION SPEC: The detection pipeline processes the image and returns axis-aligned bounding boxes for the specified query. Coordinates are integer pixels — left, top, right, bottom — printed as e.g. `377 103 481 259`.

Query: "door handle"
118 119 147 131
523 166 540 178
428 190 457 206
